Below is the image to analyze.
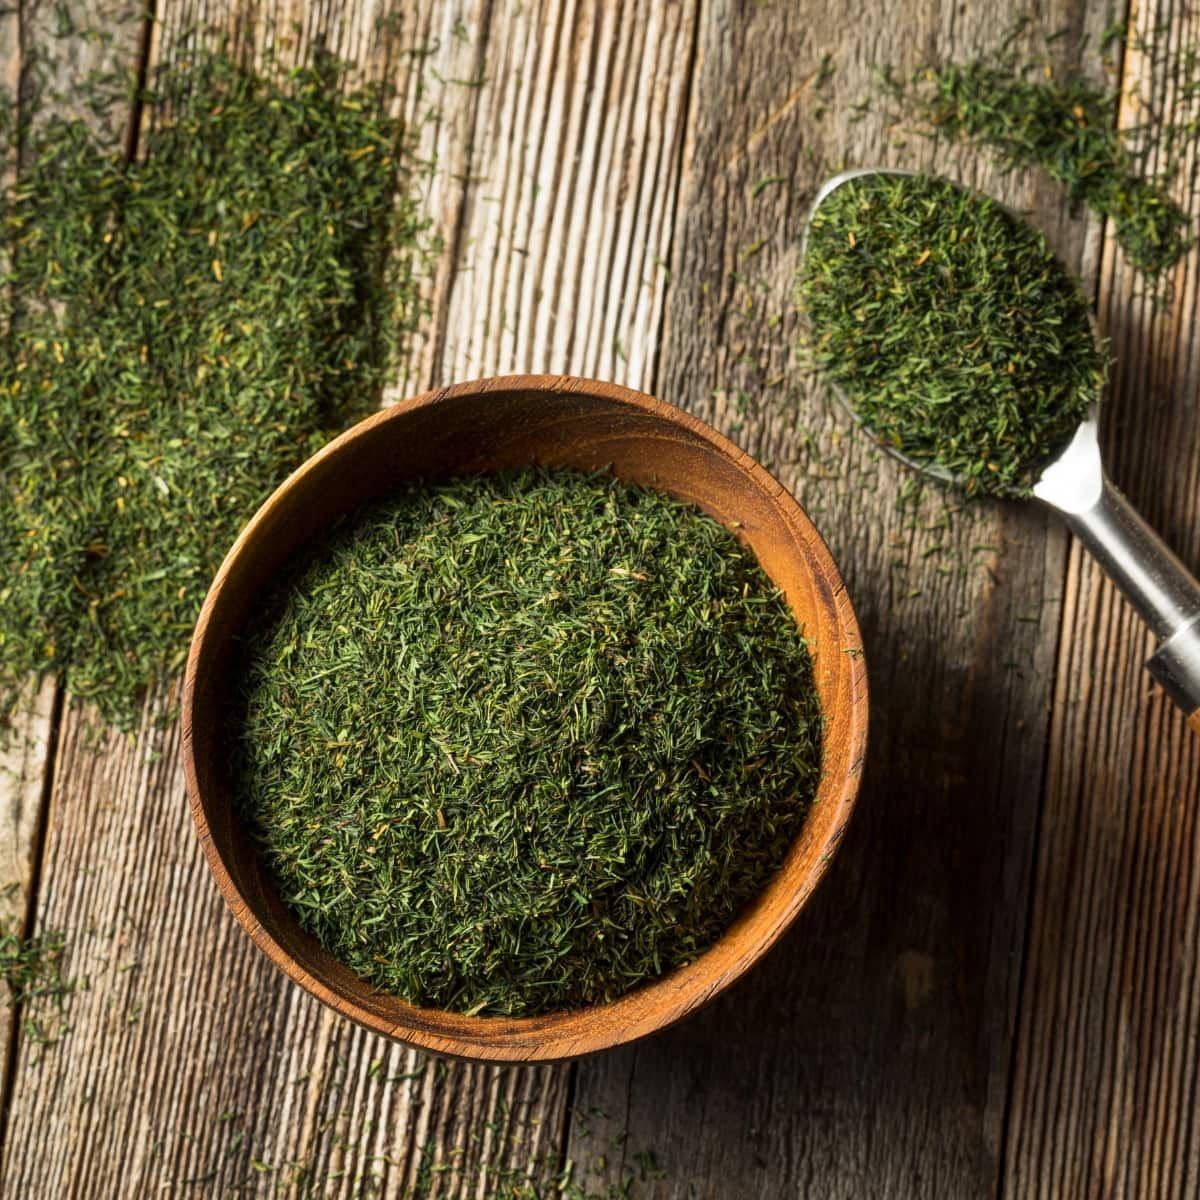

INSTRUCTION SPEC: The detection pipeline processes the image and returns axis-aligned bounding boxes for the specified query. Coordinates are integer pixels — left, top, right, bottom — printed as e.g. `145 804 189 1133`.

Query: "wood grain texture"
19 0 147 149
0 5 46 1108
1 1 700 1193
0 679 55 1097
569 3 1114 1197
1003 4 1200 1196
434 0 695 388
0 0 146 1130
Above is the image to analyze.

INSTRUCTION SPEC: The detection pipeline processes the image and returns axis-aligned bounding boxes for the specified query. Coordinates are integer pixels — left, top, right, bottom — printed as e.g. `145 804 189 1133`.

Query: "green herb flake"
0 924 73 1007
0 922 80 1050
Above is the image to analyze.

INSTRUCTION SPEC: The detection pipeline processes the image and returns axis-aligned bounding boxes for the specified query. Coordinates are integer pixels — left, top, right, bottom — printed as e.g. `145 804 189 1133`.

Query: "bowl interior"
184 376 867 1061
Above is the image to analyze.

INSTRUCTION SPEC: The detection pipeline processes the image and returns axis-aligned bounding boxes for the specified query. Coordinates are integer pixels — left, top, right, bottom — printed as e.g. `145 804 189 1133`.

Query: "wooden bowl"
183 375 868 1062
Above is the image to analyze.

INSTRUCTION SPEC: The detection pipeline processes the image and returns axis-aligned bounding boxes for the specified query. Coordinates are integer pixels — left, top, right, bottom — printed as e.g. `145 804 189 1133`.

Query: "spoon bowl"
800 166 1106 500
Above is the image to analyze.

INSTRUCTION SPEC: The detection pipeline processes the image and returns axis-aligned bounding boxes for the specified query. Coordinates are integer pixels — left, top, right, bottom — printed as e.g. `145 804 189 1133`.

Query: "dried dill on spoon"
230 468 823 1018
0 49 427 729
796 171 1107 497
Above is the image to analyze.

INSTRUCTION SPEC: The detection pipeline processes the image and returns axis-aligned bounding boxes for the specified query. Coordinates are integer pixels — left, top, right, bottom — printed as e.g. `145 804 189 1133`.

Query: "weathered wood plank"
570 4 1114 1197
435 0 695 387
1002 5 1200 1196
0 4 47 1112
19 0 148 147
0 0 148 1130
0 680 56 1096
1 1 699 1195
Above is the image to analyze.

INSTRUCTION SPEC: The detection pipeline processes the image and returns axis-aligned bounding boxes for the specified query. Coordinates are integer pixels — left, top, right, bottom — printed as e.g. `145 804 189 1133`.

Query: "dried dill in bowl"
229 467 823 1018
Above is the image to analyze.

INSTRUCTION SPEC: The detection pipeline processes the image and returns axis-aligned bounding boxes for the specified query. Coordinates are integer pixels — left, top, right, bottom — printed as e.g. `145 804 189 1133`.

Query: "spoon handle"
1147 617 1200 728
1059 478 1200 721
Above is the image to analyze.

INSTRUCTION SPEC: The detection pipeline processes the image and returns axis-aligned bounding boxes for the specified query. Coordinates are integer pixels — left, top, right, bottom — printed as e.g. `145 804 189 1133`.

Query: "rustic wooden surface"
1 0 1198 1196
1003 2 1200 1197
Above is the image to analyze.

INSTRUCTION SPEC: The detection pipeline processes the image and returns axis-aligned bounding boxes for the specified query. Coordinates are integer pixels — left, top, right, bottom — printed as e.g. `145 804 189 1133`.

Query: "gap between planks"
0 0 154 1138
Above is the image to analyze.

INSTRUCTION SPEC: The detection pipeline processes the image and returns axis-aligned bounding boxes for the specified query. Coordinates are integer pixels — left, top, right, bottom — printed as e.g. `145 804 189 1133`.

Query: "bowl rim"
183 373 869 1062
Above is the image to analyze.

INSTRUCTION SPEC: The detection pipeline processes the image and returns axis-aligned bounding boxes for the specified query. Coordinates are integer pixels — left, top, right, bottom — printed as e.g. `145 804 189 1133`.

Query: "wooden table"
2 1 1198 1196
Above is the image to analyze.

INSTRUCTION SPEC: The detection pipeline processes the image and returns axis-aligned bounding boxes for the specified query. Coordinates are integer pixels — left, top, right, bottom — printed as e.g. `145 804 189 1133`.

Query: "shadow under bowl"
183 374 868 1063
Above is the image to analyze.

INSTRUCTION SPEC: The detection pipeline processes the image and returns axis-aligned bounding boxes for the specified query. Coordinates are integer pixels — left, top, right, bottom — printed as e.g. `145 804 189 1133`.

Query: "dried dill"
231 468 822 1018
887 21 1198 279
796 172 1106 496
407 1118 666 1200
0 49 427 728
0 924 71 1005
0 922 79 1046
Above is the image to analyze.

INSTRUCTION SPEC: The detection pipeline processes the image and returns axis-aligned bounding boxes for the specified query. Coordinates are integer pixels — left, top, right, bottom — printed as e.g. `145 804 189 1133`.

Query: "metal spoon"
802 168 1200 730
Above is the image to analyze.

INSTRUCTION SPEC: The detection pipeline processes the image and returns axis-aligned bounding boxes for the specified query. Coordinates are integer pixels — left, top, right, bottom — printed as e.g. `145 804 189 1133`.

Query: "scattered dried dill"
230 468 823 1018
0 49 427 729
886 20 1199 279
0 922 79 1046
0 924 70 1004
797 172 1106 497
